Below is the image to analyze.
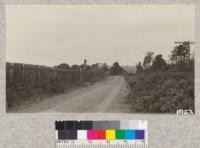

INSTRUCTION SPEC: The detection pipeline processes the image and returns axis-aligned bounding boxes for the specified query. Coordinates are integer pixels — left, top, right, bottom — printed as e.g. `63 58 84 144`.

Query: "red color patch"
96 130 106 140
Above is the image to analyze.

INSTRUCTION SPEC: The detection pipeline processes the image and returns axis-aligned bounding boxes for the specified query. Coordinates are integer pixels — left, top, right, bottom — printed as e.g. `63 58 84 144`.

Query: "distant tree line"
136 41 194 73
55 61 125 76
54 63 110 72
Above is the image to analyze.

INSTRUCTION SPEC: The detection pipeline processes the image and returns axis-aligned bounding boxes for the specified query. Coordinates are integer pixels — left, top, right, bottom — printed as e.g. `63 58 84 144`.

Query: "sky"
6 5 195 67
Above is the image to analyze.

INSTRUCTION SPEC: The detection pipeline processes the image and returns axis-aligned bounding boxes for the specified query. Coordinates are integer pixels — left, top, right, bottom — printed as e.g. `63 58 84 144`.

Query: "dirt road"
14 76 131 113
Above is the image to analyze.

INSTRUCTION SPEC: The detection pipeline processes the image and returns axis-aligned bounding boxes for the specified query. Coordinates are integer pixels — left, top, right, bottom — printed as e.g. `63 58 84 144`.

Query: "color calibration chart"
55 120 148 148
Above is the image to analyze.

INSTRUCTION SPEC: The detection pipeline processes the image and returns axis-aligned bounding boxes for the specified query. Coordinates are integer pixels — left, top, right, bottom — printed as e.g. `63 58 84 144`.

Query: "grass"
6 74 107 111
124 70 194 113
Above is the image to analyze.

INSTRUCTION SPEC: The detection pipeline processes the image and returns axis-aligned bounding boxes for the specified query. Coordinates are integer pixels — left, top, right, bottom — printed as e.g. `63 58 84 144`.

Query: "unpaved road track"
14 76 130 113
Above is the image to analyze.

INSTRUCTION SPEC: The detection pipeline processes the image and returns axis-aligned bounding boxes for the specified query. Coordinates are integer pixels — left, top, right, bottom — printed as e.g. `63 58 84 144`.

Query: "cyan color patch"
125 130 136 139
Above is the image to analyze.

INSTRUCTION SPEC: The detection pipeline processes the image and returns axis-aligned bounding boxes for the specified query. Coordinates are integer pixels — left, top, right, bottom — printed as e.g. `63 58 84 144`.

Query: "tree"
55 63 70 70
102 63 109 72
85 65 91 70
181 42 191 62
152 54 166 70
79 64 91 70
110 62 123 75
71 65 79 70
170 46 179 63
170 42 190 64
143 52 154 68
91 63 98 69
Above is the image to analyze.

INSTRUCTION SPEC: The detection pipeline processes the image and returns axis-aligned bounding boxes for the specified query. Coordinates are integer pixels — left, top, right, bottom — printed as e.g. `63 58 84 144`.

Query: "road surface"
13 76 131 113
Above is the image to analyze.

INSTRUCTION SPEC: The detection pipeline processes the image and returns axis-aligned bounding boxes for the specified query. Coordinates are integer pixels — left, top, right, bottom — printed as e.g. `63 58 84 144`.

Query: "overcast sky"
6 5 195 67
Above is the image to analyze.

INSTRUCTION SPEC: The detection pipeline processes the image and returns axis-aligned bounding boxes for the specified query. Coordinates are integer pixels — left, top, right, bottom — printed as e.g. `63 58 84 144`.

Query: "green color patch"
116 130 125 139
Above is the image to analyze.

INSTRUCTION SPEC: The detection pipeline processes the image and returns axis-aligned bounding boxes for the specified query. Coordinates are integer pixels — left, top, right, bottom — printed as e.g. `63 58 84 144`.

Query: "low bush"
6 83 34 108
41 76 65 94
6 76 66 109
6 72 107 110
125 71 194 113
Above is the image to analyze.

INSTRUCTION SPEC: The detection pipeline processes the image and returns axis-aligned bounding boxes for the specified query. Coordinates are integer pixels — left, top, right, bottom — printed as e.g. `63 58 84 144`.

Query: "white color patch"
77 130 87 140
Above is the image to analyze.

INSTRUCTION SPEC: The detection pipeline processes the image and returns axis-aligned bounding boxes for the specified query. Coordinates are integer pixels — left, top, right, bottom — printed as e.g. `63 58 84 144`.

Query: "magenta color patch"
87 130 97 139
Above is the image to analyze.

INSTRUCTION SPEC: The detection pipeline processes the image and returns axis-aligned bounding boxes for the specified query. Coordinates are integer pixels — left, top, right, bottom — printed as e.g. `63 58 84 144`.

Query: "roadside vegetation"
6 62 108 110
124 41 194 113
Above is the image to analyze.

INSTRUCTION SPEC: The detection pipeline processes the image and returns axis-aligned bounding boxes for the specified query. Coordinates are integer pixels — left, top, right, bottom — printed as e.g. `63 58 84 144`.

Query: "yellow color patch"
106 130 116 140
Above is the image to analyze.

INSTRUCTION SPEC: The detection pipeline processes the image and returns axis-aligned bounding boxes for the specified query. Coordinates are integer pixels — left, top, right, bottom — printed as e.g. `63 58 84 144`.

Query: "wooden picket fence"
6 62 106 88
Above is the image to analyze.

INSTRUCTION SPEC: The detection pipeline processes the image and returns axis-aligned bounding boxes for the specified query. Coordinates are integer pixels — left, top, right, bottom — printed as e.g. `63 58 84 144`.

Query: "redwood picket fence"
6 62 106 88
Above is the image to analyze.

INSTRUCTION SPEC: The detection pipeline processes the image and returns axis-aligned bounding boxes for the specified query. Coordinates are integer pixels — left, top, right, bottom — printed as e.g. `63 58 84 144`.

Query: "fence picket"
6 62 105 89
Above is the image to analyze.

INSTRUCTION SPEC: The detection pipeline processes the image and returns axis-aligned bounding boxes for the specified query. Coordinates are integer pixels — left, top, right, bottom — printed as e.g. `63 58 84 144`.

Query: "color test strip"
57 129 145 140
55 121 146 140
56 120 148 148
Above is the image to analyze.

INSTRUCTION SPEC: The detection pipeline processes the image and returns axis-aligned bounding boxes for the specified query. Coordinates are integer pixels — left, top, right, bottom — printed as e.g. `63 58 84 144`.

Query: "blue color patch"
125 130 136 139
136 130 145 139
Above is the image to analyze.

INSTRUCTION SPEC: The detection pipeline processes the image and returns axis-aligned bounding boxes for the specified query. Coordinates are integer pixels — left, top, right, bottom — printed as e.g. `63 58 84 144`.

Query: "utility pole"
83 59 87 70
174 41 194 51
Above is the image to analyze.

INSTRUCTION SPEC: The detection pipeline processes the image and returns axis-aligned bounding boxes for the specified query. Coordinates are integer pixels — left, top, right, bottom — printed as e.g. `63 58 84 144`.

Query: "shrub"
6 83 33 108
125 71 194 113
41 76 65 94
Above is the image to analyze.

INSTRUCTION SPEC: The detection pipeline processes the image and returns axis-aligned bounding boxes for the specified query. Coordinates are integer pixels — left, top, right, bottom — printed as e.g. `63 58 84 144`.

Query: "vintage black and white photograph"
6 5 195 113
